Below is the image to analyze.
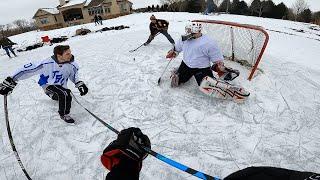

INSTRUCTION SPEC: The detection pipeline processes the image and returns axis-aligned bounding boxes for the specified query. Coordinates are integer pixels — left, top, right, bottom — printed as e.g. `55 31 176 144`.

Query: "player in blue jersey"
0 45 88 123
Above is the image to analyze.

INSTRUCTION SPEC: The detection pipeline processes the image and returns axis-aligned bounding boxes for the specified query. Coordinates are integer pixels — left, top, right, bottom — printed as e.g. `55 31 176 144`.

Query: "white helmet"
185 21 202 35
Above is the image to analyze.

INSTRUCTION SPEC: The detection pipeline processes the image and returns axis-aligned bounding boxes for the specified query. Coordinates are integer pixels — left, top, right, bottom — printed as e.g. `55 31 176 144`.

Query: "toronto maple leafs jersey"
11 56 80 89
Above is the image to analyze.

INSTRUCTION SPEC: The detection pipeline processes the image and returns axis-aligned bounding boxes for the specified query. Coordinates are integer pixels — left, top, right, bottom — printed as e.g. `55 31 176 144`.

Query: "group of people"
0 15 318 180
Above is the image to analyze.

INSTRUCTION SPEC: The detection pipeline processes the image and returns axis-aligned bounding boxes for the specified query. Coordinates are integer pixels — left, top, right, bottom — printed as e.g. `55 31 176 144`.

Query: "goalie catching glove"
0 77 17 95
101 127 151 180
211 62 240 81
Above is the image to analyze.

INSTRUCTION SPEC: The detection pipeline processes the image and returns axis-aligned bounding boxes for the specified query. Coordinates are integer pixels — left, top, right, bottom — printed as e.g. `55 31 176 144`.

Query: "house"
33 0 133 31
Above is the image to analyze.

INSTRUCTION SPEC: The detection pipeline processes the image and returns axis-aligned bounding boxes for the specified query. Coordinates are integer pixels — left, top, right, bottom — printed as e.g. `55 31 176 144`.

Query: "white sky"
0 0 319 25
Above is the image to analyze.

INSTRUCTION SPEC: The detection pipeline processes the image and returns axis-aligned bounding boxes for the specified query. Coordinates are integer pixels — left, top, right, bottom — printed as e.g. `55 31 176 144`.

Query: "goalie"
166 21 250 102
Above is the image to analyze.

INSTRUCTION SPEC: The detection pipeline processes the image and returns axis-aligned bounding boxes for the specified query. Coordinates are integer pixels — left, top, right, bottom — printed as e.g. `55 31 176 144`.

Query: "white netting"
196 20 269 80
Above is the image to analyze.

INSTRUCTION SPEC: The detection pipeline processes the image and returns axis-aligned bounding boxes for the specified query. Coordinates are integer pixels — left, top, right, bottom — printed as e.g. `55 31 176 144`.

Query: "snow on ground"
0 12 320 180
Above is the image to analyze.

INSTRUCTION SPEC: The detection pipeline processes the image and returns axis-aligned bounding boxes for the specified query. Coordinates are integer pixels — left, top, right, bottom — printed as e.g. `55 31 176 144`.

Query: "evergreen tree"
239 1 249 15
263 0 276 18
231 0 248 15
164 4 169 11
205 0 216 14
298 8 312 22
219 0 231 13
273 2 288 19
152 5 155 11
147 6 151 12
186 0 205 13
156 4 160 11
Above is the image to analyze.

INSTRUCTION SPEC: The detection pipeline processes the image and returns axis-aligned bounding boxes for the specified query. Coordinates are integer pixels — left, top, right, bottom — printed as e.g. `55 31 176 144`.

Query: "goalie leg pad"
199 76 250 102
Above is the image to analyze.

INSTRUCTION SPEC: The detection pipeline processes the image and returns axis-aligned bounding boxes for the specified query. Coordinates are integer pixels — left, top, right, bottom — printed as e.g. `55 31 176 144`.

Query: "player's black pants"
177 61 214 86
45 85 72 116
145 30 175 45
224 166 320 180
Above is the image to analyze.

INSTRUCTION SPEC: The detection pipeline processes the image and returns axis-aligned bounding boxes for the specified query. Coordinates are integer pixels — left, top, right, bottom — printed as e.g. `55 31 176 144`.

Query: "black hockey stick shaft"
129 32 160 53
4 95 32 180
129 44 144 53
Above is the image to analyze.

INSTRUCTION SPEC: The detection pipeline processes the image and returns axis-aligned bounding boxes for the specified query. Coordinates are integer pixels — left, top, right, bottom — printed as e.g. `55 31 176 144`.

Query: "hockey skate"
60 114 75 123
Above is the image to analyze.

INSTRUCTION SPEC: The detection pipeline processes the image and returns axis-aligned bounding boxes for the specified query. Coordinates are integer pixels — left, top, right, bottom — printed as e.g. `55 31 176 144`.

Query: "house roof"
33 8 59 19
41 8 60 14
60 0 87 8
86 0 104 7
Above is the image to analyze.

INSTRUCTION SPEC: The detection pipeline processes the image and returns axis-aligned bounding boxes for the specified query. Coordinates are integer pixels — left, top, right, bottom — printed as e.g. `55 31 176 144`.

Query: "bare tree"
213 0 221 6
160 0 181 11
292 0 309 21
250 0 270 17
13 19 29 32
0 25 5 38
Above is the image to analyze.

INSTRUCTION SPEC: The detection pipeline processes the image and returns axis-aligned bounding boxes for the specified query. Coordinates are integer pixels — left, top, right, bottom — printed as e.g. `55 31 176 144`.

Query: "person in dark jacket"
101 127 151 180
98 14 103 25
144 15 175 46
0 37 17 58
94 14 100 26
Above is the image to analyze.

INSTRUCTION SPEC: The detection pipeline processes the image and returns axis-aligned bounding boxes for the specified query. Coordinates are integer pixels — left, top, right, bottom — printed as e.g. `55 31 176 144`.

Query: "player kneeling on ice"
0 45 88 123
101 127 151 180
166 21 250 102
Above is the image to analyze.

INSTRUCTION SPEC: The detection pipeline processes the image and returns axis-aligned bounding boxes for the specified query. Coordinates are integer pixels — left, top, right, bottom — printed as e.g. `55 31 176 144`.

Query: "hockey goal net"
193 20 269 80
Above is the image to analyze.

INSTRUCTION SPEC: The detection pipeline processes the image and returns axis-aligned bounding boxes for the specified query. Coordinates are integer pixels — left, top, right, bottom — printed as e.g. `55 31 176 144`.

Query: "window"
40 18 49 24
104 6 111 14
120 4 127 12
88 6 103 15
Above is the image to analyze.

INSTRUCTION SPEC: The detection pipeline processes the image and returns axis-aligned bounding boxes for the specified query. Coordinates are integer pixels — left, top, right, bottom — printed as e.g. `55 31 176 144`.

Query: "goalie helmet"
185 21 202 35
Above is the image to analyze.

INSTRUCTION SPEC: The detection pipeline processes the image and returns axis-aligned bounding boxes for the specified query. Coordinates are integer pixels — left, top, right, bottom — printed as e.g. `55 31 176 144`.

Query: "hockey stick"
157 58 174 85
129 32 160 53
3 95 33 180
71 94 220 180
129 44 144 53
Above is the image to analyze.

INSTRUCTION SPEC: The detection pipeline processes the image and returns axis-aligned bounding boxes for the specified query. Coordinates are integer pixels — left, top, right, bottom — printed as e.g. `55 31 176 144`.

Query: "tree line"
0 19 37 38
136 0 320 25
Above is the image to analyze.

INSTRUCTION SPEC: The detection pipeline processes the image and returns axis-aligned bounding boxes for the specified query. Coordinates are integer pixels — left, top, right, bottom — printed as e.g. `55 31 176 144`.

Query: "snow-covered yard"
0 12 319 180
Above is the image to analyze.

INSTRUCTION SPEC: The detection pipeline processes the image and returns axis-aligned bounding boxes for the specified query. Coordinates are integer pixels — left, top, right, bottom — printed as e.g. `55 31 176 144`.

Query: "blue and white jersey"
175 34 224 69
11 56 80 89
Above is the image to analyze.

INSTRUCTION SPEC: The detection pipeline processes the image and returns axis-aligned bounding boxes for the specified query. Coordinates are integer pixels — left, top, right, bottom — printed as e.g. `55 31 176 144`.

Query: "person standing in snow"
166 21 249 102
144 15 175 46
0 36 17 58
0 45 88 123
101 127 151 180
94 14 100 26
98 14 103 25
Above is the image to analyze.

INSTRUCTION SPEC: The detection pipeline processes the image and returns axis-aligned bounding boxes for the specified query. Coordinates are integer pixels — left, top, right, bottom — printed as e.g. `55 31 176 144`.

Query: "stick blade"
157 78 161 85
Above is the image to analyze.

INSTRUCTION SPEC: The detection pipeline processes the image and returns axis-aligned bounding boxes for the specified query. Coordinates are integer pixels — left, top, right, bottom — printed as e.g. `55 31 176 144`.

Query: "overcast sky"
0 0 319 25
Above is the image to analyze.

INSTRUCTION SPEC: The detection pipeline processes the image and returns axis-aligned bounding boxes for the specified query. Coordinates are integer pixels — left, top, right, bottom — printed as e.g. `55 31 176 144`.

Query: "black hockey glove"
75 81 88 96
0 77 17 95
101 127 151 180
